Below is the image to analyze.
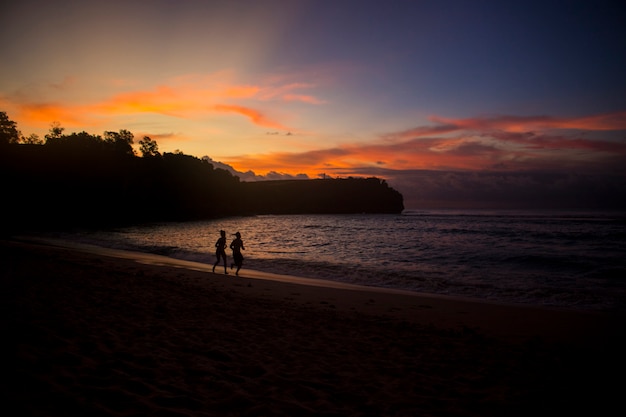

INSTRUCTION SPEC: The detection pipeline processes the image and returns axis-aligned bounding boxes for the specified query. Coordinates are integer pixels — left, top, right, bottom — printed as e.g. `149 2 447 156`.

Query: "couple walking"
212 230 245 276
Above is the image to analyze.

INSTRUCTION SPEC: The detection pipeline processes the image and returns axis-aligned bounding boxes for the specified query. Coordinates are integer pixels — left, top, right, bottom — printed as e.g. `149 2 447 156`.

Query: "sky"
2 0 626 210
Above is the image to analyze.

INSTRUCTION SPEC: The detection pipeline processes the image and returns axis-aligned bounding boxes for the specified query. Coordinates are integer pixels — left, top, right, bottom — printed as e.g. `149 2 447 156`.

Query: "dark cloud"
394 170 626 210
323 166 626 210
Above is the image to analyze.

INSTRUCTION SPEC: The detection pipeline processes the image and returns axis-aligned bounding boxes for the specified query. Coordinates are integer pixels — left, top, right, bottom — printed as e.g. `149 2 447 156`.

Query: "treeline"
1 112 403 230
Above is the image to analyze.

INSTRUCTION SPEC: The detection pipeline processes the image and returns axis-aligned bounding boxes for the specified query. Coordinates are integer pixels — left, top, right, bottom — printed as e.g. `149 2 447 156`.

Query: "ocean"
50 210 626 311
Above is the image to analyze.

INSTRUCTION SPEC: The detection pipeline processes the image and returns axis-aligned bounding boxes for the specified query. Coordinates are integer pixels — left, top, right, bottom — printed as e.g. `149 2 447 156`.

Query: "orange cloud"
97 86 186 116
3 99 104 129
93 84 291 131
213 104 287 129
15 102 84 125
225 136 494 178
221 85 261 98
3 70 332 133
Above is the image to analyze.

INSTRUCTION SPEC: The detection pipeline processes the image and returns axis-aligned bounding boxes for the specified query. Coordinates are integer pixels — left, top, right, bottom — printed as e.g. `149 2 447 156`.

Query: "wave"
37 212 626 311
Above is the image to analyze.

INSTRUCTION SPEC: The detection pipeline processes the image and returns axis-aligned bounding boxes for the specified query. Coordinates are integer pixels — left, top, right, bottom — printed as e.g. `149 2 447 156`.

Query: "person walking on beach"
212 230 228 274
230 231 245 276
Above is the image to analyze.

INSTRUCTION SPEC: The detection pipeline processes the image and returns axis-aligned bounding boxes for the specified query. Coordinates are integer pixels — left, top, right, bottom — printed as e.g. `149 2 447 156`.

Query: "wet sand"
4 238 624 416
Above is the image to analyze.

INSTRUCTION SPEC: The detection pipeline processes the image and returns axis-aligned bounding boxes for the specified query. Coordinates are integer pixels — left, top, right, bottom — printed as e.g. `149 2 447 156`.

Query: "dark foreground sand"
4 239 625 416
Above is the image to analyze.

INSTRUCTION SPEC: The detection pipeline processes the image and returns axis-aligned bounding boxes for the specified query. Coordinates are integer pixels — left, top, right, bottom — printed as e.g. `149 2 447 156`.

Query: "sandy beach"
4 238 624 416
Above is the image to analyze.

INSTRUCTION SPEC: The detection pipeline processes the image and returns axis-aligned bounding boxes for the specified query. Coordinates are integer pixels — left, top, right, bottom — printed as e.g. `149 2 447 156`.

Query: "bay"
52 210 626 311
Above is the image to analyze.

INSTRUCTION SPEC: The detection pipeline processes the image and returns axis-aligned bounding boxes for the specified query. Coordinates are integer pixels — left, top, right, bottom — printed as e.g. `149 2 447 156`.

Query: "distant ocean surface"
50 210 626 311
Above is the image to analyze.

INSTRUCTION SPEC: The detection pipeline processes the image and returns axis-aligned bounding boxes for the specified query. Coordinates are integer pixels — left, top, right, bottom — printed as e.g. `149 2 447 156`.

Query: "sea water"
53 210 626 311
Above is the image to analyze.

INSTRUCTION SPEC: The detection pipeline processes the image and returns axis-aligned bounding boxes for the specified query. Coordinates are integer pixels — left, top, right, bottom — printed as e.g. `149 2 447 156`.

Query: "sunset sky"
2 0 625 209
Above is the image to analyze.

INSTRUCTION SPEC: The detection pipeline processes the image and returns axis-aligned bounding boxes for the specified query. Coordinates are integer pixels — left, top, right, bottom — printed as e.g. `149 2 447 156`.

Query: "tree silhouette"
104 130 135 156
0 111 20 145
138 136 160 157
45 122 65 143
21 133 43 144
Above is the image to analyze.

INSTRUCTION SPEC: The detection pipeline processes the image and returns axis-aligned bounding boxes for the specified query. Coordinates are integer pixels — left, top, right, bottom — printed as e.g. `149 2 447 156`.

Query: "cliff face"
239 178 404 215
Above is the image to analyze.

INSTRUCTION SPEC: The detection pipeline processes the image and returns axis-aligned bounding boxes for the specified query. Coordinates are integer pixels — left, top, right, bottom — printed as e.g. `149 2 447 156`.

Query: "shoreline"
13 236 622 343
22 220 623 312
5 238 624 416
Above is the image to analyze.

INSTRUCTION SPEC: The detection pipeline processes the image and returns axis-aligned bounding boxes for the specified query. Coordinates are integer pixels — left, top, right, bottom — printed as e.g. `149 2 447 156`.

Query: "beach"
5 238 624 416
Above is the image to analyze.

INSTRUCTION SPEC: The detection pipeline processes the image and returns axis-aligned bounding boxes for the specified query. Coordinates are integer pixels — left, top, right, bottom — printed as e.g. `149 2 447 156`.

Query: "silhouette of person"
212 230 228 274
230 231 245 276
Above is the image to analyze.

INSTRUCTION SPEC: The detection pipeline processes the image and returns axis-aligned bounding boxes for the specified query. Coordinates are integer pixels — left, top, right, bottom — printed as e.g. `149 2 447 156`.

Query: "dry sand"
4 238 624 416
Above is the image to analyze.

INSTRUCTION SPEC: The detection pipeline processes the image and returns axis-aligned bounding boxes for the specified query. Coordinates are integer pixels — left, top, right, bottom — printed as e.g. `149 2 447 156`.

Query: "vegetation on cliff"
1 112 404 230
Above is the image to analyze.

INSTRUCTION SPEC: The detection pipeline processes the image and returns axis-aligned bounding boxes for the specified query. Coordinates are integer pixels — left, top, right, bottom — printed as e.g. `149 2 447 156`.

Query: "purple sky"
2 0 625 209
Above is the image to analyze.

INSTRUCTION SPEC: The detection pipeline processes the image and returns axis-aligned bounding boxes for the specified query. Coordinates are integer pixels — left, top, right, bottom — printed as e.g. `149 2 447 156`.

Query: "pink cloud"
226 109 626 178
430 111 626 132
255 81 326 104
375 111 626 169
282 94 326 104
489 131 626 154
